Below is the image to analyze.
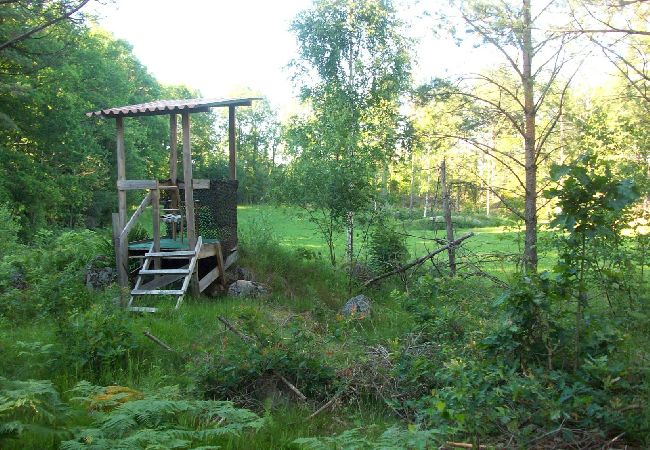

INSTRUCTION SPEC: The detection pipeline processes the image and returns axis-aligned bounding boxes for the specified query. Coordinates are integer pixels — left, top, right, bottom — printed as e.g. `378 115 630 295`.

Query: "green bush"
368 220 408 274
57 300 138 376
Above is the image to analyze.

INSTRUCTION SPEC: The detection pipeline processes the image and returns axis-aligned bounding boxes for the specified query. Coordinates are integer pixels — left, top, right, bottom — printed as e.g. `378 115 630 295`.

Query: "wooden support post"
112 213 128 304
228 105 236 180
152 187 161 270
181 111 196 249
169 114 179 239
116 116 126 228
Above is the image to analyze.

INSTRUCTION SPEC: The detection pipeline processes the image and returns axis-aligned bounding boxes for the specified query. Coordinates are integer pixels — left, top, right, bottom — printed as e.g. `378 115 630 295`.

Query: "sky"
88 0 611 114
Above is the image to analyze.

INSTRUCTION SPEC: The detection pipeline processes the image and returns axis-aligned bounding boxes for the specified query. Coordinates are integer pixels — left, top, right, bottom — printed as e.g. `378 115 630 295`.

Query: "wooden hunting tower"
87 98 257 312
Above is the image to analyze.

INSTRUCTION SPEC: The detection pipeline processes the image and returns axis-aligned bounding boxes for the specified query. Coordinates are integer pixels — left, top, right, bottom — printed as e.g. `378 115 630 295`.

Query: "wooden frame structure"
87 98 258 310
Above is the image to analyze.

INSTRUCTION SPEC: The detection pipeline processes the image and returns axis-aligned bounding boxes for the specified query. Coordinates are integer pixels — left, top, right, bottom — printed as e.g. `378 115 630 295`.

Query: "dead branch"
364 232 474 287
217 315 308 402
143 330 174 352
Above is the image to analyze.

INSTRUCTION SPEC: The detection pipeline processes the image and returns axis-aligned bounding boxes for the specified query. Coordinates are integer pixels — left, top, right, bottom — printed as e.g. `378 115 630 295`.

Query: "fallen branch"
217 315 308 402
143 330 174 352
306 387 346 420
364 232 475 287
444 442 487 449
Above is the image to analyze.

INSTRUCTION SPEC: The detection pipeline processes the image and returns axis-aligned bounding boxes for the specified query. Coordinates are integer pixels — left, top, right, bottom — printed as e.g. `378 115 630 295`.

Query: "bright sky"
88 0 611 114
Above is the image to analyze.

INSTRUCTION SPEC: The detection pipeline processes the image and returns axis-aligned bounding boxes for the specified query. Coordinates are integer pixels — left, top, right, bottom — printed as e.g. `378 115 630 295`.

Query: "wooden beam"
224 249 238 270
152 188 161 270
169 114 178 183
116 116 126 228
199 266 219 292
117 179 158 190
182 111 197 248
112 213 128 301
216 242 226 287
176 179 210 190
119 191 152 241
229 105 236 180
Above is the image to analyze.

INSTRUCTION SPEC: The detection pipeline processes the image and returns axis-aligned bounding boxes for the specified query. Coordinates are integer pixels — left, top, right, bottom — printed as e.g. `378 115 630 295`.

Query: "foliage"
0 377 70 446
294 425 439 449
57 300 139 376
188 313 336 405
62 383 265 450
368 219 408 274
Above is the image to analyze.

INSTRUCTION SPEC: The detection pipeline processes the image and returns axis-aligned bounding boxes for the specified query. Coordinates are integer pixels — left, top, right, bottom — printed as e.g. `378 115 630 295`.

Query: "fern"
293 425 442 450
0 377 70 443
62 382 265 449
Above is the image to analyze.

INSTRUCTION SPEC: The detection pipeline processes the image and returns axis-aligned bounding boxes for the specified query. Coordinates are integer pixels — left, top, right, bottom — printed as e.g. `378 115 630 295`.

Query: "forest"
0 0 648 449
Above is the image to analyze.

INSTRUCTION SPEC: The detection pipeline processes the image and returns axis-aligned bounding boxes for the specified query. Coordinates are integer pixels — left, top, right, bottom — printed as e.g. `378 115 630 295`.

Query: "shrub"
57 300 138 376
368 220 408 274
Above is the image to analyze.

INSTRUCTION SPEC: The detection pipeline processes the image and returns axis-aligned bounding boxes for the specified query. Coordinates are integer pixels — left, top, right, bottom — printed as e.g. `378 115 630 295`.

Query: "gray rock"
228 280 269 298
85 256 116 290
341 294 371 317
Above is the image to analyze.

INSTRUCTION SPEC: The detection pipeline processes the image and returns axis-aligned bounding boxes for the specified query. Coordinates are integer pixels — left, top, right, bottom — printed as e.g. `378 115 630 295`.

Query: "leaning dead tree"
364 232 474 287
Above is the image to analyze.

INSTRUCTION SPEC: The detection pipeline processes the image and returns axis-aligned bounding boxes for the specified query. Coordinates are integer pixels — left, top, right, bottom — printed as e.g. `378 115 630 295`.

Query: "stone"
227 280 269 298
341 294 371 318
85 256 116 290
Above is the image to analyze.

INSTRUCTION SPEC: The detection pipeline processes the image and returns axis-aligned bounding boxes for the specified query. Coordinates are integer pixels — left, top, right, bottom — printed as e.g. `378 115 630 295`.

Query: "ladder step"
131 289 185 295
139 269 190 275
128 306 158 313
145 250 195 257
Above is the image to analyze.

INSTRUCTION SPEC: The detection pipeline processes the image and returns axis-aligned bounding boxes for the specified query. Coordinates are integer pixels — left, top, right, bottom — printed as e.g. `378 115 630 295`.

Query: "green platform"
128 238 220 251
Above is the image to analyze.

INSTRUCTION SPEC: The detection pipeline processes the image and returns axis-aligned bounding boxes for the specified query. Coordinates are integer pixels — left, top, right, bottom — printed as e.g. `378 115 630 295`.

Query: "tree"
435 0 579 272
291 0 410 265
563 0 649 106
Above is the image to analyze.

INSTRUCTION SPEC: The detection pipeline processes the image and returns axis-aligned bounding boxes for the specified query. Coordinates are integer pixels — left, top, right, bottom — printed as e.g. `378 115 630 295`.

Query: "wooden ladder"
128 237 202 313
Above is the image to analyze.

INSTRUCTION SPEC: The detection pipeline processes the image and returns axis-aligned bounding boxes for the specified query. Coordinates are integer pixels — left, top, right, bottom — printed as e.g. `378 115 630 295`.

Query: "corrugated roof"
86 97 259 118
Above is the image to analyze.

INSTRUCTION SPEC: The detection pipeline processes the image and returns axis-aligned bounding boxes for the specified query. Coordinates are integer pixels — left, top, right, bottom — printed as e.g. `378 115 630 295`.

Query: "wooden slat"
176 179 210 190
198 267 219 292
117 179 158 190
128 306 158 313
131 289 185 295
152 188 161 270
120 192 152 241
145 250 195 257
140 269 190 275
198 243 218 259
182 111 197 248
139 272 186 291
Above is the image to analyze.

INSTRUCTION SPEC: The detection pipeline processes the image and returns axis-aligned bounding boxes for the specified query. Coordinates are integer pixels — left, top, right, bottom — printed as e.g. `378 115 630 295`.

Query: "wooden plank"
181 237 201 297
140 269 190 275
198 242 218 259
145 250 195 257
170 114 179 240
199 267 219 292
182 111 197 248
132 289 185 295
152 188 161 270
129 306 158 313
139 272 186 291
112 213 128 301
229 105 236 180
117 179 158 190
169 114 178 183
119 192 152 241
176 179 210 190
116 116 126 228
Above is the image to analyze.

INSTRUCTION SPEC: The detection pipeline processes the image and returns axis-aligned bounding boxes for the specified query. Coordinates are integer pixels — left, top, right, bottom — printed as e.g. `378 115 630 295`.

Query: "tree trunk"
423 157 431 218
409 148 416 216
522 0 538 273
441 158 456 276
346 211 354 265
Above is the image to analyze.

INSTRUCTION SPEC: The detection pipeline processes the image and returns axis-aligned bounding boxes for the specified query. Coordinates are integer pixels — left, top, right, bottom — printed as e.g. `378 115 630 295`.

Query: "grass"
0 204 590 449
